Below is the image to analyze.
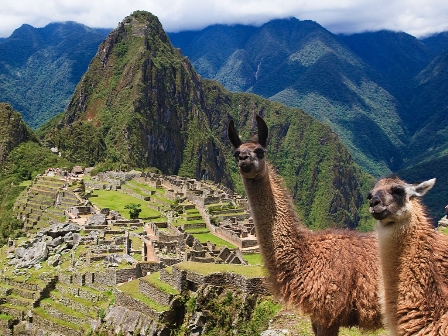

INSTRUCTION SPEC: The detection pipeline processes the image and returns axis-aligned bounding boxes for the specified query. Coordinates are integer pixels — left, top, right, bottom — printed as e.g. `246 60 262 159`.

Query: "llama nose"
369 196 381 207
239 154 249 161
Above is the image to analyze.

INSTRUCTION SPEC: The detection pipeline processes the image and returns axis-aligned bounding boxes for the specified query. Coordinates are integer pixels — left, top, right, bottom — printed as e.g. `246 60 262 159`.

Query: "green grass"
0 313 14 320
88 189 161 219
243 254 264 266
130 236 142 250
1 303 28 311
118 280 168 312
192 233 237 249
18 180 32 187
175 218 206 225
176 261 267 278
142 272 179 295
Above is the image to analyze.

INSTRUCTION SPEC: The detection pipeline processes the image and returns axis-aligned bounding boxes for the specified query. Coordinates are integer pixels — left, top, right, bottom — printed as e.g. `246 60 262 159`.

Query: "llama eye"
391 186 405 196
254 148 266 158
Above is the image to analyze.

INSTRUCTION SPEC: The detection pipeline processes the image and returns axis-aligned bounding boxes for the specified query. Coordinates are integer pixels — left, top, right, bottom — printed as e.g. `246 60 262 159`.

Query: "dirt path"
144 224 158 262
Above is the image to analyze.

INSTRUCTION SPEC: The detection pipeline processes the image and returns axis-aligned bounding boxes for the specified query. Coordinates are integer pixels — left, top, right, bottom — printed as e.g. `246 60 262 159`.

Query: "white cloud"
0 0 447 38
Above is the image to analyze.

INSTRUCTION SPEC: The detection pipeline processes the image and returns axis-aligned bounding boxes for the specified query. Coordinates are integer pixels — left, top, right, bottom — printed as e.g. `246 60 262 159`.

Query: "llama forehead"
371 178 406 194
237 142 264 151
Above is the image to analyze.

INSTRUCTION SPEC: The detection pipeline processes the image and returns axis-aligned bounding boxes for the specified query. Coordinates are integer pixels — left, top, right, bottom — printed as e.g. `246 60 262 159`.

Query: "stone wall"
72 272 85 286
84 180 119 191
55 284 106 303
173 266 268 295
115 267 140 284
40 301 93 326
105 171 140 181
0 318 13 336
138 278 175 306
159 267 187 292
50 292 100 316
113 287 164 320
32 311 82 336
215 226 258 248
93 269 117 287
139 262 162 276
0 305 24 320
0 277 42 291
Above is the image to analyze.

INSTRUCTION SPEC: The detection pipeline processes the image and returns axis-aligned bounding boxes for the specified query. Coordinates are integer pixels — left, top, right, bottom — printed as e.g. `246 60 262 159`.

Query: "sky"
1 0 448 39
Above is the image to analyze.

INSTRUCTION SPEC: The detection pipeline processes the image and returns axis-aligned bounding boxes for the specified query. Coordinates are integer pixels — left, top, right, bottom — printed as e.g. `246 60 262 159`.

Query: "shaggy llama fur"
369 176 448 336
228 115 382 336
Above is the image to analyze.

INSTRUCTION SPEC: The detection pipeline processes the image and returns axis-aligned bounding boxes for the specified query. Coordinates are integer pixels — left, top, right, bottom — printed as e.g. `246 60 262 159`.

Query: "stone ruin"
1 169 268 335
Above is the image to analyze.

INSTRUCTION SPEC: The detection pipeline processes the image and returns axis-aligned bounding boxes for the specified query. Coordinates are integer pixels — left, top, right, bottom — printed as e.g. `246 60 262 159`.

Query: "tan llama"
228 115 382 336
368 176 448 336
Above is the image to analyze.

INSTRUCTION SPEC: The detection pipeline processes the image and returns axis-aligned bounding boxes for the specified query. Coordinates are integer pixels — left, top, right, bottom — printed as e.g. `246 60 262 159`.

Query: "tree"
124 203 141 219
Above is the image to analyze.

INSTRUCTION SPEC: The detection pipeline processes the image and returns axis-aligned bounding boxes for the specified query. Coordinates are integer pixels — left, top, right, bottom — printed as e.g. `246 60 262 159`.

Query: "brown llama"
228 115 382 336
368 176 448 336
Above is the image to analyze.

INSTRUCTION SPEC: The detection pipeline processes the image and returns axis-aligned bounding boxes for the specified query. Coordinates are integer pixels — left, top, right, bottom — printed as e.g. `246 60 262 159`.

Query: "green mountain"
42 11 374 230
0 21 111 129
340 30 431 103
395 48 448 218
0 103 38 164
168 19 409 177
0 103 72 244
420 31 448 58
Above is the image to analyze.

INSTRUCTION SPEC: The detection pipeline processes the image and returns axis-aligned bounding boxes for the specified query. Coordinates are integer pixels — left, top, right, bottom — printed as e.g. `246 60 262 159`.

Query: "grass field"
89 190 161 219
192 233 237 249
243 253 264 266
176 261 267 277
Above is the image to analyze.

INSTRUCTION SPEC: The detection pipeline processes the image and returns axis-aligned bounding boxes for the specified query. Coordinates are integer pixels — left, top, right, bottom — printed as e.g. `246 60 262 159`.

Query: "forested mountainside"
168 21 448 171
40 11 374 230
0 103 38 165
0 21 111 129
0 103 72 245
167 20 448 218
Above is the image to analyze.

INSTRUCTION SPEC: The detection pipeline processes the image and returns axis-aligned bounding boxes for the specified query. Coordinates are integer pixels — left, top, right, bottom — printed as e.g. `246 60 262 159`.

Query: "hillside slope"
42 11 374 230
168 19 409 177
0 104 72 244
0 22 111 128
0 103 38 164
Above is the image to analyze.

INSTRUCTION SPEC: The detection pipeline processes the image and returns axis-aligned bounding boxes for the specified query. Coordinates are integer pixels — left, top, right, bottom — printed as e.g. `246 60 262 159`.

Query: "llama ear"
228 120 242 149
256 115 268 148
406 178 436 198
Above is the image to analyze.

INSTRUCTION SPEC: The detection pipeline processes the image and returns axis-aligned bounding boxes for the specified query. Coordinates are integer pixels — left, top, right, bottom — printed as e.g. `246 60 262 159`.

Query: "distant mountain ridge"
0 21 111 128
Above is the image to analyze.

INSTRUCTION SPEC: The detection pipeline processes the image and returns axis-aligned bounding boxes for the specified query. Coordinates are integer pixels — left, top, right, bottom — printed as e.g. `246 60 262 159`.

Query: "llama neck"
242 164 305 279
377 200 433 334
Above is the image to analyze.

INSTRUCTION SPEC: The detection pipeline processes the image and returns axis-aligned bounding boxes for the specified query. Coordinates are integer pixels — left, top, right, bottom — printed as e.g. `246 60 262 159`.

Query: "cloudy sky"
1 0 448 38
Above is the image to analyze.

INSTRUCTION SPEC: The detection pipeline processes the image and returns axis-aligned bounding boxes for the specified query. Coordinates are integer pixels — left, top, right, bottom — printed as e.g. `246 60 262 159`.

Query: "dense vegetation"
0 22 111 129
